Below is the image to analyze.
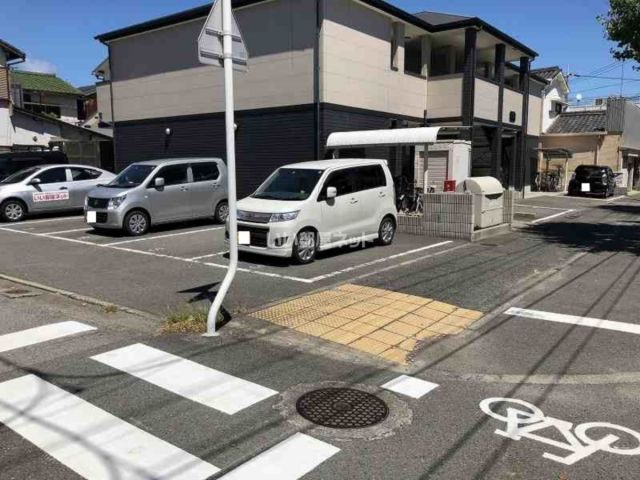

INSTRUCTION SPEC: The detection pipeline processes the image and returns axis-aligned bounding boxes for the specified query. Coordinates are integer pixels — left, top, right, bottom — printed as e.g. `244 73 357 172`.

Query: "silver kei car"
85 158 228 236
0 164 115 222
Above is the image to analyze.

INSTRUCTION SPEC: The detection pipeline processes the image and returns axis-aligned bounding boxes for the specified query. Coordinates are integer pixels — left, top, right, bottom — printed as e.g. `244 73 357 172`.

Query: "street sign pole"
199 0 247 336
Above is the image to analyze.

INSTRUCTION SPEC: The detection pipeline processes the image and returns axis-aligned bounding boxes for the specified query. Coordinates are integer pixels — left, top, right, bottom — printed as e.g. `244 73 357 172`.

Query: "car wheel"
214 201 229 223
377 216 396 246
124 210 150 236
1 200 27 222
292 229 318 264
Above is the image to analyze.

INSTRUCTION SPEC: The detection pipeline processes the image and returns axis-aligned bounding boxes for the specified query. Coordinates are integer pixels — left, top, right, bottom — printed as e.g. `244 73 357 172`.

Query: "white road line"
104 227 224 246
218 433 339 480
506 307 640 335
381 375 439 399
91 344 277 414
306 241 453 282
187 251 228 261
0 374 220 480
530 209 576 224
0 321 96 354
41 227 90 235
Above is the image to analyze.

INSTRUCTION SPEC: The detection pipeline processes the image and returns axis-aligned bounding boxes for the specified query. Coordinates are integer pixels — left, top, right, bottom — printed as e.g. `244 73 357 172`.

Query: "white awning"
326 127 442 149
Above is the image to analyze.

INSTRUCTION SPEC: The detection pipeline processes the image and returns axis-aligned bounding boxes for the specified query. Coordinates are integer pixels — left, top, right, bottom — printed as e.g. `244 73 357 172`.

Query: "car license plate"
581 183 591 192
238 231 250 245
86 211 97 223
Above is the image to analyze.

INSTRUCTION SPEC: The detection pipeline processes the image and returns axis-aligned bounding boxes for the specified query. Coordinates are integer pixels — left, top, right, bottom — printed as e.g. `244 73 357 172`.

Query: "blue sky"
3 0 639 102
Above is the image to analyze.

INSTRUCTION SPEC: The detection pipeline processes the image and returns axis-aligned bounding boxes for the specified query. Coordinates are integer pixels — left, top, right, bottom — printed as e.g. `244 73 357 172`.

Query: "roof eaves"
14 106 112 139
0 39 26 62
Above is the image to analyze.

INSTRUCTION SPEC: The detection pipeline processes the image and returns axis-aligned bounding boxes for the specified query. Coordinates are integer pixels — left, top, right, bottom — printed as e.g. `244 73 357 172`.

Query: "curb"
0 272 158 321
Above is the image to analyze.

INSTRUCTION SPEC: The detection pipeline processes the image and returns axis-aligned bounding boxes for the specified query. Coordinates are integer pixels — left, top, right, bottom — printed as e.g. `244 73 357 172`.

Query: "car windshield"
106 164 156 188
576 166 605 176
0 167 41 184
252 168 324 201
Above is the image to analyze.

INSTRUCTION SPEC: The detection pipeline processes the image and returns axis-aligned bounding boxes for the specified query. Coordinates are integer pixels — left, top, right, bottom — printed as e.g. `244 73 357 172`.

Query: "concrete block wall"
398 190 514 241
397 193 475 240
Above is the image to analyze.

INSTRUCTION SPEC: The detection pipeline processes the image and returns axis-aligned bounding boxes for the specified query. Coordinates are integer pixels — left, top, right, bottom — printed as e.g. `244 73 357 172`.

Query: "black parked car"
568 165 617 198
0 151 69 181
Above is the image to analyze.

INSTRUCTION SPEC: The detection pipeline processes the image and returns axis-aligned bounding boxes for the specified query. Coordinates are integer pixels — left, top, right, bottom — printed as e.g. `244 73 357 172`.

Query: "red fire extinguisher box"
444 180 456 192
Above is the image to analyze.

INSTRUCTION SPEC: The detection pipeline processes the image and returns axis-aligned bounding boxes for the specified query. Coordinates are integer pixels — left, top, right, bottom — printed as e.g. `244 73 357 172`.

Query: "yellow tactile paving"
251 283 484 365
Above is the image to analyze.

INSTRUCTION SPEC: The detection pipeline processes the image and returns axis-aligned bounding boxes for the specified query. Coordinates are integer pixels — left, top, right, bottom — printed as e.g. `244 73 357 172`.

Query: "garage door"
427 151 448 192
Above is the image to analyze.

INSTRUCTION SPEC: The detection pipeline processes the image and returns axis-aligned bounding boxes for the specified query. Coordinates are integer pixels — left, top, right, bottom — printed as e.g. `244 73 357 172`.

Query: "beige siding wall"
541 134 621 172
96 83 112 123
474 78 498 122
321 0 427 118
502 88 523 126
427 75 462 119
109 0 315 121
528 95 542 136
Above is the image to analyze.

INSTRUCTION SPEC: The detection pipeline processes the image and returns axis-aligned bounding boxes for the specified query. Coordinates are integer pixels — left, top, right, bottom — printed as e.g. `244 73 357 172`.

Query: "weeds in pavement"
103 305 118 314
161 306 224 334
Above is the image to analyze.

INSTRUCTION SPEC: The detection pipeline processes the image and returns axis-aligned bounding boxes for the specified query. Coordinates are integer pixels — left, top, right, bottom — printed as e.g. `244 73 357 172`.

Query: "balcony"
427 74 462 120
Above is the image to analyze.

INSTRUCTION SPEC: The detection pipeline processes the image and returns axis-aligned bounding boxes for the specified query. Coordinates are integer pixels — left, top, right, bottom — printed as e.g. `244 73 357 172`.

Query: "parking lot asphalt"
0 214 459 315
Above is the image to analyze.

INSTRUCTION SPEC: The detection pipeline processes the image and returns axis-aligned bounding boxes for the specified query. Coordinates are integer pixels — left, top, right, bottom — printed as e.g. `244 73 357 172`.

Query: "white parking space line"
187 251 228 261
41 227 91 235
506 307 640 335
530 209 576 224
381 375 439 399
0 374 220 480
0 321 96 354
3 216 83 226
218 433 339 480
305 241 453 282
514 205 570 211
92 344 277 415
103 227 224 246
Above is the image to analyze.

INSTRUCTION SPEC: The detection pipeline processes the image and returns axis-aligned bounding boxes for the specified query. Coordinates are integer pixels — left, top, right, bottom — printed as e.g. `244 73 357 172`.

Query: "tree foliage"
599 0 640 68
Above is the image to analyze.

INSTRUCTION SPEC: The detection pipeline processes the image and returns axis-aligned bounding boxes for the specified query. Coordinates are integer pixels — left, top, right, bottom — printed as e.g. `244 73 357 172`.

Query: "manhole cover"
296 388 389 429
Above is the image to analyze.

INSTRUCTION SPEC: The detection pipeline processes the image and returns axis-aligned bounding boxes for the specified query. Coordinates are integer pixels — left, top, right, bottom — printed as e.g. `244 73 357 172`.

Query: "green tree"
599 0 640 68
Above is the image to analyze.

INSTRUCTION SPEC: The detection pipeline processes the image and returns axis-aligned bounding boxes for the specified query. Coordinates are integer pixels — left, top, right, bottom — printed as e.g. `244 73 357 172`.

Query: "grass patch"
161 306 224 334
103 304 118 314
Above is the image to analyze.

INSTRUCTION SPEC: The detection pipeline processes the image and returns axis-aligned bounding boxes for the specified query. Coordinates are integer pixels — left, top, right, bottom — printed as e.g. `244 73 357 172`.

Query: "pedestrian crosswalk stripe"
218 433 339 479
91 343 278 415
0 374 220 480
0 321 96 353
382 375 439 399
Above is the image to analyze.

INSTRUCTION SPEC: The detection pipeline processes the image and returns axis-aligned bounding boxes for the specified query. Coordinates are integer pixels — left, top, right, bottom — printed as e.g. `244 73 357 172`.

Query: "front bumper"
85 208 125 229
225 220 296 258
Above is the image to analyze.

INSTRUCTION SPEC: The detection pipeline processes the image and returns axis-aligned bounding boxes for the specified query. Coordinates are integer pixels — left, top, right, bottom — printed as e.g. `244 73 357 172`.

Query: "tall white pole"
204 0 237 336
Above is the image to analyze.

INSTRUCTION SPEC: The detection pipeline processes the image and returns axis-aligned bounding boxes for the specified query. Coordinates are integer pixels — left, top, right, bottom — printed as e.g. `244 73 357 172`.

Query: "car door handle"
378 192 386 197
180 187 189 191
59 187 68 190
350 198 359 204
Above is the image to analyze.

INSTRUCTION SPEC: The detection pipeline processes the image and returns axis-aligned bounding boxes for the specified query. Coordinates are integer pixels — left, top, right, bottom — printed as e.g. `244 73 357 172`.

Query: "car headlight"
269 211 299 222
108 194 127 210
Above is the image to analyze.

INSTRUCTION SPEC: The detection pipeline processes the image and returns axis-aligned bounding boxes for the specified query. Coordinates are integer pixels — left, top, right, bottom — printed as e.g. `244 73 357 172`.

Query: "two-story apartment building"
96 0 542 196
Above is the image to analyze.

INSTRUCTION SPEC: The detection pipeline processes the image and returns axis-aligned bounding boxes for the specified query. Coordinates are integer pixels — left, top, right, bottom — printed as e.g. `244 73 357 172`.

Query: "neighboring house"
96 0 542 196
10 70 84 125
531 66 570 132
541 97 640 192
78 84 97 121
0 39 113 168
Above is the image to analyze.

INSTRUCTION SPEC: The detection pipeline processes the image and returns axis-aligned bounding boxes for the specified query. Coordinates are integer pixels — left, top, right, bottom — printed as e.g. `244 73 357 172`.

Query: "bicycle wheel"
574 422 640 456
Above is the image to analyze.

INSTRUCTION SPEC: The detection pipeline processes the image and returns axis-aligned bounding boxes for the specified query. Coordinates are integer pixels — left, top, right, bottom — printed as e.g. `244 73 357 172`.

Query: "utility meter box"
457 177 504 229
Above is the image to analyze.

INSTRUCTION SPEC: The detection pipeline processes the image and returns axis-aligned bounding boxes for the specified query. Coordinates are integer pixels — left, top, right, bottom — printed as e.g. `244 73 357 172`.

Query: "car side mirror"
154 177 165 188
326 186 337 199
28 178 41 186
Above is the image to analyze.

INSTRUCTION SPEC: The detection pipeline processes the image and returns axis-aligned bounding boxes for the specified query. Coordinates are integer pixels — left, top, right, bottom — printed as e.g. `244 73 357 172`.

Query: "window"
69 168 102 181
152 164 189 186
192 162 220 182
319 168 354 200
38 168 67 184
253 168 324 201
353 165 386 192
108 164 155 189
404 37 424 77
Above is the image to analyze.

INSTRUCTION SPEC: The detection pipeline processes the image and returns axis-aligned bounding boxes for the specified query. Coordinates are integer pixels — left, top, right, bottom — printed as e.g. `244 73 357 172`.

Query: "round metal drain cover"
296 388 389 429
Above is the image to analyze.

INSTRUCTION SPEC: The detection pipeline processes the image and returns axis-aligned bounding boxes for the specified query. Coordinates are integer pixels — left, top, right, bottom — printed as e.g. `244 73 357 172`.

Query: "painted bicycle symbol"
480 398 640 465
